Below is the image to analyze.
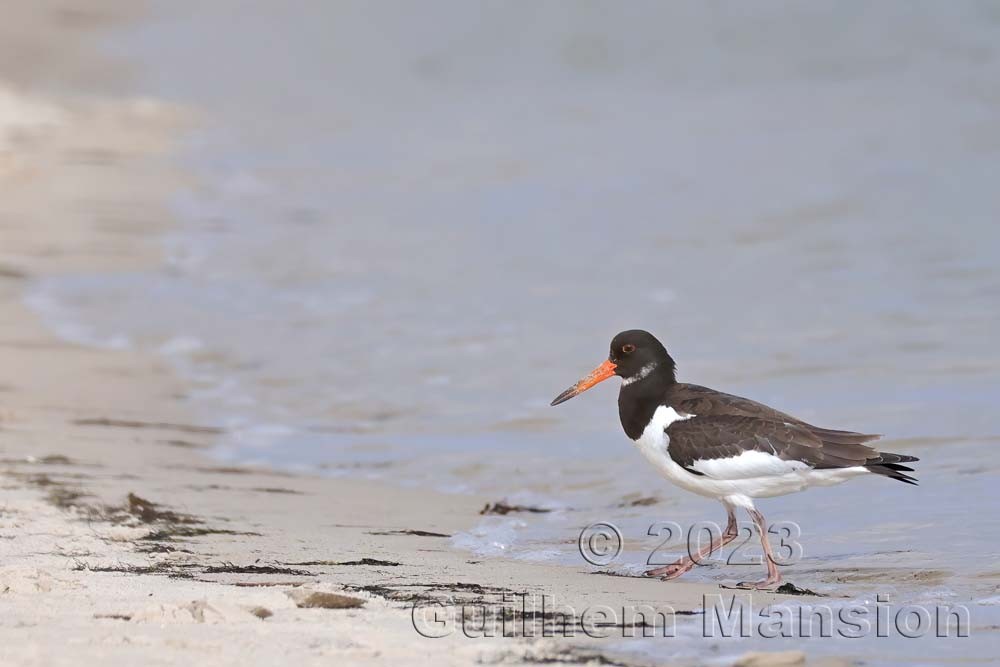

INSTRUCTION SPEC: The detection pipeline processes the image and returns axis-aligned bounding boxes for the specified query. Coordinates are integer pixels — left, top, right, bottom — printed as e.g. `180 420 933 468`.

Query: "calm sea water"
28 2 1000 662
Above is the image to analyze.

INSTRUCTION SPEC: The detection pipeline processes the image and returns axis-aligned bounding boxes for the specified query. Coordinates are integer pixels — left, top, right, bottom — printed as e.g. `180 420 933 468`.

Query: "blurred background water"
26 3 1000 657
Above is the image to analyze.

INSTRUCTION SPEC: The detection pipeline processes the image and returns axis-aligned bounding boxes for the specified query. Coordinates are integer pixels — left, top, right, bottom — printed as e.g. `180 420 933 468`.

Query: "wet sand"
0 206 793 666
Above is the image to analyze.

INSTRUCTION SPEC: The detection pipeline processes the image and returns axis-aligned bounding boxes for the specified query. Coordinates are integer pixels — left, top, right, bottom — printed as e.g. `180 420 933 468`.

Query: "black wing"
665 384 917 484
666 415 882 476
671 383 809 423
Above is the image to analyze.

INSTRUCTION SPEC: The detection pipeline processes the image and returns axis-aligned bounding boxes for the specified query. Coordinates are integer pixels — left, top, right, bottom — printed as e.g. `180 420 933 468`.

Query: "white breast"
632 406 711 496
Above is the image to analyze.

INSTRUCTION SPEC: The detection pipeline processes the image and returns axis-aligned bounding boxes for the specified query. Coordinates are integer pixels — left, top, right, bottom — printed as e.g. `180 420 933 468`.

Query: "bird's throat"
618 372 675 441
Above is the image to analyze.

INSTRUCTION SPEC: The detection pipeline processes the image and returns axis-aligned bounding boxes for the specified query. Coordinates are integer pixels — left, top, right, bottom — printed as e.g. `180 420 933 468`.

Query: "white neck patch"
622 362 658 387
636 405 695 448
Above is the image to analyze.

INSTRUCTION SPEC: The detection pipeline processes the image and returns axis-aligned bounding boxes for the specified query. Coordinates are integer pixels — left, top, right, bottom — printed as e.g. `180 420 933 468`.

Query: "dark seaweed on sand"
480 501 553 516
203 563 316 576
368 529 451 538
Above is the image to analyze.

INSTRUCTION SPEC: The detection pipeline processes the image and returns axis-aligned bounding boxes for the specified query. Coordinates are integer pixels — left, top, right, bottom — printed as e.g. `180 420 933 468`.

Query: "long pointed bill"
550 359 617 406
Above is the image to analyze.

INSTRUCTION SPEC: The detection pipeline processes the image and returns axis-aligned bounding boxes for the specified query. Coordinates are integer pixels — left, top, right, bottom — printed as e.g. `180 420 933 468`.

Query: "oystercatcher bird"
551 330 917 589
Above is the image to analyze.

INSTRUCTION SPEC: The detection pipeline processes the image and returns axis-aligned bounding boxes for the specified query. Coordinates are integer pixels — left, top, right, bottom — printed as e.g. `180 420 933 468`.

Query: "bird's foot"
644 560 694 580
733 575 782 590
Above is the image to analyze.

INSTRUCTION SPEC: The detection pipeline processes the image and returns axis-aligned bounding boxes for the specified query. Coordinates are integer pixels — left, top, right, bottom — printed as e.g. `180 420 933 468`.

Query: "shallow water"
29 1 1000 661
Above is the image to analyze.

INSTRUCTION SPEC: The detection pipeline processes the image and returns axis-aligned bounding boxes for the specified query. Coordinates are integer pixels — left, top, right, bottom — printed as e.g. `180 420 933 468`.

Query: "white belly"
633 406 868 509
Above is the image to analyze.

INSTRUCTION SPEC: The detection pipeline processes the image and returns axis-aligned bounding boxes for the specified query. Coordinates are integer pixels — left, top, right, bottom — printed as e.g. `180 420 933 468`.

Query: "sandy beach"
3 3 997 666
0 34 790 666
0 91 788 665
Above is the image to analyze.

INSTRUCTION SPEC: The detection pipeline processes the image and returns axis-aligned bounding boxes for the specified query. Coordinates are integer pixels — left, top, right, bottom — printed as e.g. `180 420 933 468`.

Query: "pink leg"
645 505 738 580
735 507 782 589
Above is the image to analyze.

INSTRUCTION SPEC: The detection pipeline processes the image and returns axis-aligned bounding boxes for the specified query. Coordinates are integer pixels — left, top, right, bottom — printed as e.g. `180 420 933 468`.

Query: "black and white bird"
551 330 918 589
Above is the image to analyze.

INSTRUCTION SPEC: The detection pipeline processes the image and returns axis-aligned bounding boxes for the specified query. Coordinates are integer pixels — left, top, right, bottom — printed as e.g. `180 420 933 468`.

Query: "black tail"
865 452 919 485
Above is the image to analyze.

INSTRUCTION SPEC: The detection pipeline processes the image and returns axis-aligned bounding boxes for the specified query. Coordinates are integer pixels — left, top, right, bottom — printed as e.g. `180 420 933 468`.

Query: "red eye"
622 344 636 354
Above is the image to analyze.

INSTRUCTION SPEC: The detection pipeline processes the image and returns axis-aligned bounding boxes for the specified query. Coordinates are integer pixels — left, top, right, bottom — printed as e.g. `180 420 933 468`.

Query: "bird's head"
550 330 675 406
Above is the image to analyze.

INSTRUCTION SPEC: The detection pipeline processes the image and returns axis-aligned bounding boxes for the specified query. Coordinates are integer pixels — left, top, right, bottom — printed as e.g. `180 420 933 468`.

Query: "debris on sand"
480 501 552 516
334 558 401 567
93 613 133 621
774 582 821 597
590 570 647 579
159 439 207 449
720 582 820 596
249 606 273 619
203 563 315 576
733 650 806 667
284 558 401 567
72 561 200 579
123 493 200 525
30 455 75 465
288 589 365 609
140 525 261 541
615 495 659 508
0 265 27 279
508 645 644 666
73 417 223 434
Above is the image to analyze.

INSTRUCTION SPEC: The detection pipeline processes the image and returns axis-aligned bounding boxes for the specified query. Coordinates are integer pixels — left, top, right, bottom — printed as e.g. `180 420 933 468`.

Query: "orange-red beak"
550 359 618 406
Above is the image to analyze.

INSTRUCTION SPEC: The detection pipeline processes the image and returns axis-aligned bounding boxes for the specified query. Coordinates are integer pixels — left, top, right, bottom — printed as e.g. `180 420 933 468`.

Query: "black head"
608 330 674 382
550 330 676 406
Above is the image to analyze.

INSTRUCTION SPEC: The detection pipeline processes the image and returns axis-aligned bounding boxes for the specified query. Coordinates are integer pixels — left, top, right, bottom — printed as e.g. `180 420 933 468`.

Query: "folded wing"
666 415 883 480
